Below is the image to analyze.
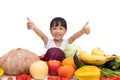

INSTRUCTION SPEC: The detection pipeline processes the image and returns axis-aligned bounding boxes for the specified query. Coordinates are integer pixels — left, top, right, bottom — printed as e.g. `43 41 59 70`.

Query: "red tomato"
111 76 117 80
100 77 106 80
56 77 61 80
26 75 32 80
16 74 21 80
60 77 69 80
7 76 13 80
116 76 120 80
106 77 113 80
48 76 67 80
21 74 27 80
48 76 58 80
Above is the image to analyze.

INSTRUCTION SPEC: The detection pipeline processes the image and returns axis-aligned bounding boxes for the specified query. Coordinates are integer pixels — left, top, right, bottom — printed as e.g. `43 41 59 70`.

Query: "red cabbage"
43 47 65 62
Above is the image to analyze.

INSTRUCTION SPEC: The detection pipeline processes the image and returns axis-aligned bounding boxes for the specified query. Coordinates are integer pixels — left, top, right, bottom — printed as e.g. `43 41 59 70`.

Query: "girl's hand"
82 21 90 34
26 17 35 29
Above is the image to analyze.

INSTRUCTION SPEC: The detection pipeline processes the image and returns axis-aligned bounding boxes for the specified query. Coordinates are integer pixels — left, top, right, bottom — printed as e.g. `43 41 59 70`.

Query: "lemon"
0 68 4 79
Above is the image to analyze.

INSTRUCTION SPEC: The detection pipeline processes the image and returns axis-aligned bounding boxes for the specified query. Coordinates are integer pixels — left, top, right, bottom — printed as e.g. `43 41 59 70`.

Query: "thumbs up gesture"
26 17 35 29
82 21 90 34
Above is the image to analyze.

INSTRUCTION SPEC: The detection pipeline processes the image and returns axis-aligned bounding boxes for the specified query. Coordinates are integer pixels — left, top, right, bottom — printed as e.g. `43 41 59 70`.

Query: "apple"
47 60 62 76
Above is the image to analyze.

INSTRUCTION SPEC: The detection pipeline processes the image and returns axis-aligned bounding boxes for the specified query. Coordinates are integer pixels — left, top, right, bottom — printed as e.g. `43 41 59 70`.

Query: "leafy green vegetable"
43 47 65 62
115 56 120 68
63 44 83 58
100 67 120 77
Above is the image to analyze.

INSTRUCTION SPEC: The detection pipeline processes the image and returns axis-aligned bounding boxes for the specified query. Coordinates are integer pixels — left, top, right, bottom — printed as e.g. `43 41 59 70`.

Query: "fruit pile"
0 45 120 80
73 47 120 80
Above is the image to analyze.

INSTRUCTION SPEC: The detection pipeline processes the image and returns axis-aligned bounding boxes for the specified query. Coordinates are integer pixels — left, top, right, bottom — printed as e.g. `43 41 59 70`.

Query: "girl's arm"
68 21 90 44
27 17 48 44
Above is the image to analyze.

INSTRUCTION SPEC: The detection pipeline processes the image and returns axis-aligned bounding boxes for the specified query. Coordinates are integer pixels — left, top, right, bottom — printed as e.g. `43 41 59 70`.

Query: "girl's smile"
50 26 66 40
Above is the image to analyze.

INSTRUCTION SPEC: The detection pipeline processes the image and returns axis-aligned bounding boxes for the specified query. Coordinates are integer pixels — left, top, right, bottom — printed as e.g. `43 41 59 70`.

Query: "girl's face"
50 25 66 41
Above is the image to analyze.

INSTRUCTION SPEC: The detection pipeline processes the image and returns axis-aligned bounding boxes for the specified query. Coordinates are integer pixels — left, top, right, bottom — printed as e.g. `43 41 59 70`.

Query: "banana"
91 47 105 56
79 51 116 65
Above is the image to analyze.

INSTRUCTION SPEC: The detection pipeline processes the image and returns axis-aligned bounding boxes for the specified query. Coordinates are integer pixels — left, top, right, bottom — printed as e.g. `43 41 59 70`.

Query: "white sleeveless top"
44 39 69 50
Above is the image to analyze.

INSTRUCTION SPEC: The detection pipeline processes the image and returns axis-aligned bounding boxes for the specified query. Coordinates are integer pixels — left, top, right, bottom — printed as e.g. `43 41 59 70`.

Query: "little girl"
27 17 90 50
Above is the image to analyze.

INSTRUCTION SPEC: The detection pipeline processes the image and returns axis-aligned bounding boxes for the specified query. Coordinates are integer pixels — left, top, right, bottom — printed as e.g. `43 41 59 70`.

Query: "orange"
58 65 75 79
61 58 76 69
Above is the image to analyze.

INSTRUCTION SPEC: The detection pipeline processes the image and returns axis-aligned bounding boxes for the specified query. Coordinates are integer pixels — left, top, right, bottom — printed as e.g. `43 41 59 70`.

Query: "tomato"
56 77 61 80
48 76 58 80
21 74 27 80
100 77 106 80
16 74 21 80
60 77 69 80
48 76 69 80
116 76 120 80
16 74 32 80
7 76 13 80
106 77 114 80
111 76 117 80
26 75 32 80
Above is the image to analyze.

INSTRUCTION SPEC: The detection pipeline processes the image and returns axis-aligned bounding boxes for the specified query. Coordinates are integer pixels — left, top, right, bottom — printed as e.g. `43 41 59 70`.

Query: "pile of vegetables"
73 47 120 80
99 56 120 78
1 46 120 80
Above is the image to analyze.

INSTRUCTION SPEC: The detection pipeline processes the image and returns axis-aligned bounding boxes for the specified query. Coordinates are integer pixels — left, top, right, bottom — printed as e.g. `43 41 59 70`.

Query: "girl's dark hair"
50 17 67 30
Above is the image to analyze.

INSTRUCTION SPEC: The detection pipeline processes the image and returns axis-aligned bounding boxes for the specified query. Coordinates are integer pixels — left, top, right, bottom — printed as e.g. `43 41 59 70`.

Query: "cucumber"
73 51 85 69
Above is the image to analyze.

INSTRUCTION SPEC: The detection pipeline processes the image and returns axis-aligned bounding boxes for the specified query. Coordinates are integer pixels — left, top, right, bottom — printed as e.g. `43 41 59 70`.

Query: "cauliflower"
63 44 83 58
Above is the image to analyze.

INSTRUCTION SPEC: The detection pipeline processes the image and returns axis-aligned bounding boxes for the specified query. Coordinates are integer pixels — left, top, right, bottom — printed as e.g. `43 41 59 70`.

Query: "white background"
0 0 120 57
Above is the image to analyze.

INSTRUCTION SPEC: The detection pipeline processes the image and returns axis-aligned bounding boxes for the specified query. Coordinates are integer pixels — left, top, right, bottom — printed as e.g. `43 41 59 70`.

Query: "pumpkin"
30 60 48 80
0 48 39 75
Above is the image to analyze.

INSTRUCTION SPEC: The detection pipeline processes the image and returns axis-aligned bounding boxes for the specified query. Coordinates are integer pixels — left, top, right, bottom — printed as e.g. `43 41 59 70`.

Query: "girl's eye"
51 27 65 30
60 28 63 30
60 27 64 30
52 27 57 30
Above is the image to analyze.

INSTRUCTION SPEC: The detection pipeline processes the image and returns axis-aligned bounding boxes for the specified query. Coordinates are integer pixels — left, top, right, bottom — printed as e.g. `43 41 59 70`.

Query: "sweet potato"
0 48 39 75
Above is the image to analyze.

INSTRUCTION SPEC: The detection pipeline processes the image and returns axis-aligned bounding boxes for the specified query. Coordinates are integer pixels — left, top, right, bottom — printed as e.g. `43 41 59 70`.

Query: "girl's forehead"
51 23 65 27
51 26 65 28
53 22 62 26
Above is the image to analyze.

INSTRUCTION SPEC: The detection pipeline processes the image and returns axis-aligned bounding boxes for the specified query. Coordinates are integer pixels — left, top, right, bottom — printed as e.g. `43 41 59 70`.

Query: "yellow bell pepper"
0 68 4 79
